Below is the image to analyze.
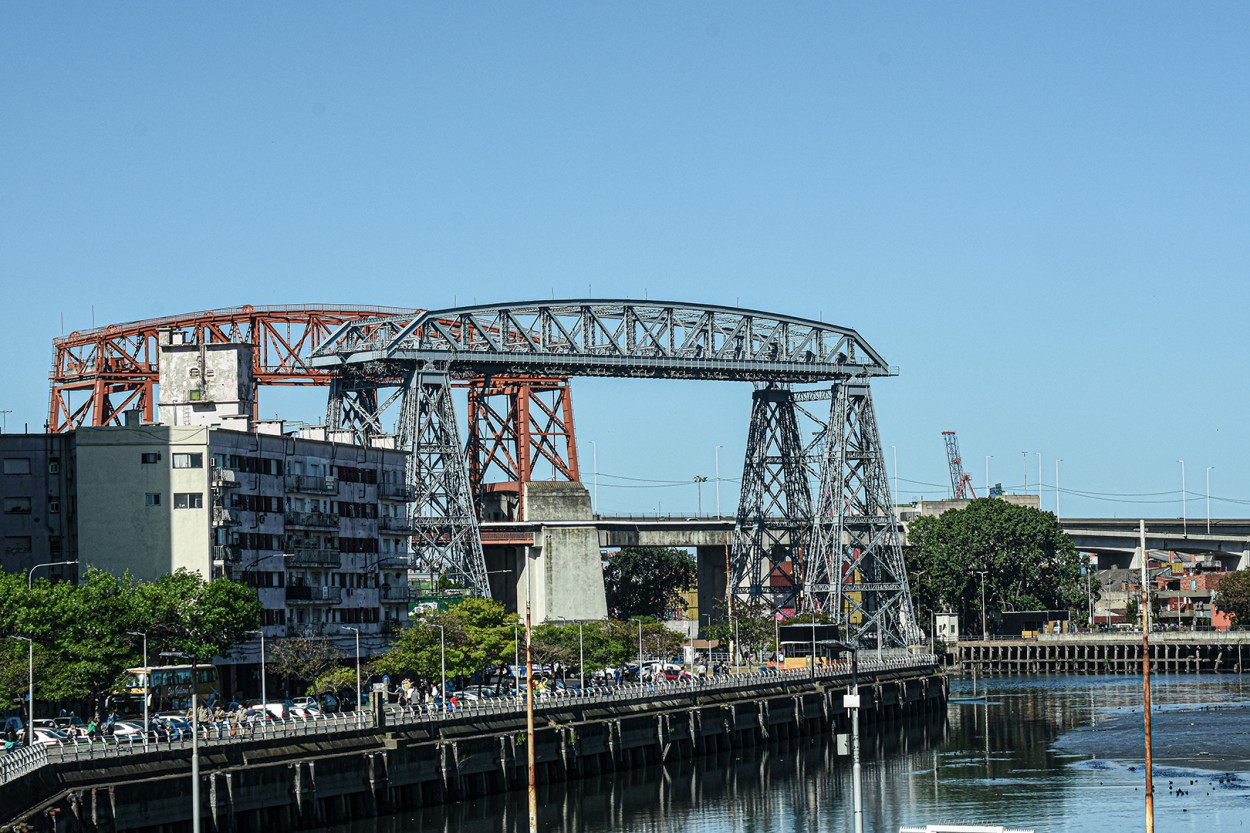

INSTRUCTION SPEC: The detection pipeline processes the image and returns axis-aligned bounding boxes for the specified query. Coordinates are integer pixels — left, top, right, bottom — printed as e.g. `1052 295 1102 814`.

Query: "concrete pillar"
522 482 609 623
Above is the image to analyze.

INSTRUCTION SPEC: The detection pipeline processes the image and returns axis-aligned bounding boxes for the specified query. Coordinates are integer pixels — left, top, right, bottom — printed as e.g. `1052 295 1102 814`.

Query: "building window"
172 453 204 469
4 536 32 554
141 452 161 464
3 497 32 514
174 492 204 509
3 458 31 475
189 390 202 401
145 493 161 507
48 500 60 514
49 459 60 474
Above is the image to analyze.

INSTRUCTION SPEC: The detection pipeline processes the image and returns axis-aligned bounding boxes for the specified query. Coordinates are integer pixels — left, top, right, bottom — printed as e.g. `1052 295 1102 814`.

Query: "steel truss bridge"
47 300 920 647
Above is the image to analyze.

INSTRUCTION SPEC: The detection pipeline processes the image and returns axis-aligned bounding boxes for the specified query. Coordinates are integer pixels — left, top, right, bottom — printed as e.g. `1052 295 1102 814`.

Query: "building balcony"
286 622 330 637
286 475 339 495
285 548 342 569
380 585 411 602
286 585 343 605
213 507 242 527
284 511 339 529
379 515 417 532
379 483 414 501
213 544 242 563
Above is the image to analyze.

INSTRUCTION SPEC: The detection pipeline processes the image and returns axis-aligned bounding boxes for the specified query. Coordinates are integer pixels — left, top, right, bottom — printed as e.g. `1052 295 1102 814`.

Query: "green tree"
604 547 696 619
373 598 518 686
1217 571 1250 629
906 499 1085 635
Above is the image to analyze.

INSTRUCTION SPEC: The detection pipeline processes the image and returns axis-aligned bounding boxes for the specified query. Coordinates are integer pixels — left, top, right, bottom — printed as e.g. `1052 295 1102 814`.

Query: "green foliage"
0 567 261 710
1217 571 1250 629
604 547 696 620
372 597 519 684
309 666 359 699
906 499 1086 634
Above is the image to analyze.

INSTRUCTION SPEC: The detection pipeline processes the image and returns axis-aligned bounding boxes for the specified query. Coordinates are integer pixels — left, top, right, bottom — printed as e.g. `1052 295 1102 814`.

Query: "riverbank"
1 659 943 833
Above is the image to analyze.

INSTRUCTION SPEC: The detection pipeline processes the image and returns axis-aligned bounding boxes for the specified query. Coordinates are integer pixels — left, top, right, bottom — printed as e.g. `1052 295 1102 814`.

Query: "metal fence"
0 653 936 786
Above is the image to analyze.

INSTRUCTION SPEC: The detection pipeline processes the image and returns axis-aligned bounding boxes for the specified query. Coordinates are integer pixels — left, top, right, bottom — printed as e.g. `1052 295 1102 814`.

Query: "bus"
110 665 222 716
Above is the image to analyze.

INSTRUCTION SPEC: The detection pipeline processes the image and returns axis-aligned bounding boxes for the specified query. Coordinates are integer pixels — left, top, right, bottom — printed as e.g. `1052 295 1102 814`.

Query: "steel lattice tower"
327 364 490 597
806 380 920 647
731 385 812 614
399 370 490 596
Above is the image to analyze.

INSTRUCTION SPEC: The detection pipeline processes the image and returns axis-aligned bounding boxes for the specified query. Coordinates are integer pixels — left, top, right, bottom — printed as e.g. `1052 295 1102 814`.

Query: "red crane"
942 430 977 500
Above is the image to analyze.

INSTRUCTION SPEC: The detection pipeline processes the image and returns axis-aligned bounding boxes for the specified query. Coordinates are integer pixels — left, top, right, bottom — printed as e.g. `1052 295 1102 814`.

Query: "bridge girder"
311 299 893 383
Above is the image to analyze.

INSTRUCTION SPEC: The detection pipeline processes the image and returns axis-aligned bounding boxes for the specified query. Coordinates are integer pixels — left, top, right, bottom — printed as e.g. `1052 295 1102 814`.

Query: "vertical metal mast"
807 380 919 647
731 385 812 614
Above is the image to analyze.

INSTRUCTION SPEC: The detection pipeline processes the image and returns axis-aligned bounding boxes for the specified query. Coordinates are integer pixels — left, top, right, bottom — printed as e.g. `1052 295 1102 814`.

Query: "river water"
324 674 1250 833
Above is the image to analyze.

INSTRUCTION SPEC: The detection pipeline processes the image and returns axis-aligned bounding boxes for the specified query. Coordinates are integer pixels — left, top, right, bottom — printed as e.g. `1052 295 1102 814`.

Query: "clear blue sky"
3 3 1248 519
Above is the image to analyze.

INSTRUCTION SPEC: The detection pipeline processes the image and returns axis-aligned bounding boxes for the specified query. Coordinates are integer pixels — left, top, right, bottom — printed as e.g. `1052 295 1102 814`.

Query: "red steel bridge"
47 300 918 648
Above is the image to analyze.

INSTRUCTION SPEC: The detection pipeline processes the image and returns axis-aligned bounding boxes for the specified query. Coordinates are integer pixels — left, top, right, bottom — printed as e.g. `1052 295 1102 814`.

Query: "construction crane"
941 430 977 499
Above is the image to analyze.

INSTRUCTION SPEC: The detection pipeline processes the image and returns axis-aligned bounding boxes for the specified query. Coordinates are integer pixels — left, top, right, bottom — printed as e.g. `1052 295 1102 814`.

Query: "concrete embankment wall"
2 669 945 833
955 635 1250 674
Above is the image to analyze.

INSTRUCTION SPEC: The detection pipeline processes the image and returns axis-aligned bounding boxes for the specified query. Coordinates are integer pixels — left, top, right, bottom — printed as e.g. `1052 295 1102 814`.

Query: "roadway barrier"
0 652 936 786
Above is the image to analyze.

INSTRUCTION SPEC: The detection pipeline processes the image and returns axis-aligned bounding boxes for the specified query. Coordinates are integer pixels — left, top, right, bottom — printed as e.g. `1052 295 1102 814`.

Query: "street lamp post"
629 618 644 685
161 650 199 833
28 559 78 588
245 629 268 729
557 618 585 694
715 445 723 517
435 624 446 710
891 444 898 505
126 631 149 737
9 636 32 746
1022 450 1028 496
1179 459 1187 535
985 455 992 496
340 627 361 713
590 440 598 515
693 475 708 515
1207 466 1214 535
976 570 989 638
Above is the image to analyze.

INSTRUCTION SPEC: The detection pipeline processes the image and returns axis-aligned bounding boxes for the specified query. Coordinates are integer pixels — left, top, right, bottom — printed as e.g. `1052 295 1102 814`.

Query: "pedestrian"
87 718 98 741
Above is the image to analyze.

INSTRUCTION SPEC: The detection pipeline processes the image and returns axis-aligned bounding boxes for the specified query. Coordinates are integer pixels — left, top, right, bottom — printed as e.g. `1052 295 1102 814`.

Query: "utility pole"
1140 520 1155 833
694 475 708 515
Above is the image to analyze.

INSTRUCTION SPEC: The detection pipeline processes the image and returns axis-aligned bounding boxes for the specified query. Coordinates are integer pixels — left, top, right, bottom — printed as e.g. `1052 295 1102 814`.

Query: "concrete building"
1 336 415 698
0 433 77 581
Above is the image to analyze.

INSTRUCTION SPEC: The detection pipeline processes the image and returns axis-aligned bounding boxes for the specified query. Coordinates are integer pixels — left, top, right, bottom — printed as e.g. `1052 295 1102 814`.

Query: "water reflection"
324 674 1250 833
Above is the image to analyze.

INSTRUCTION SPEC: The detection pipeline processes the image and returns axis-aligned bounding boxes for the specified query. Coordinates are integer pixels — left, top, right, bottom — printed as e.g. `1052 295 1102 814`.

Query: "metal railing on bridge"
0 653 936 786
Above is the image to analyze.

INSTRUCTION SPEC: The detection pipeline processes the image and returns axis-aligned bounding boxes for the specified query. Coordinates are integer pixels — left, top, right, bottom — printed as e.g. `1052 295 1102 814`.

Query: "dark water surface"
323 674 1250 833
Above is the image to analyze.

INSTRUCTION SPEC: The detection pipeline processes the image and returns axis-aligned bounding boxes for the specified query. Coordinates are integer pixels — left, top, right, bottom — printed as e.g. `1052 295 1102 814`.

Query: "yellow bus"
111 665 222 715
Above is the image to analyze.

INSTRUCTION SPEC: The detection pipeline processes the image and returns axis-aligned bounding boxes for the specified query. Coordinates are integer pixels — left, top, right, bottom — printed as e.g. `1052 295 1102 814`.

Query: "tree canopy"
604 547 696 620
1218 571 1250 629
0 567 261 711
906 499 1088 634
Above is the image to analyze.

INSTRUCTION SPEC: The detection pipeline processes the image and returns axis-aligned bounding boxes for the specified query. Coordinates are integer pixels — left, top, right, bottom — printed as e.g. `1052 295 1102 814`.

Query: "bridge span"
478 513 1250 620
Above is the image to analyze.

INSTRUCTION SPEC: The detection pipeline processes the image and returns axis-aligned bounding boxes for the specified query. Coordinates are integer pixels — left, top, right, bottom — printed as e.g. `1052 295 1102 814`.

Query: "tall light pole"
715 445 723 517
1055 459 1063 517
433 624 446 709
340 627 360 713
693 475 708 515
9 635 32 746
161 650 199 833
524 547 537 833
1206 466 1214 535
976 570 988 638
28 559 78 588
126 631 149 736
629 618 644 682
985 455 992 496
1178 459 1187 535
557 618 585 693
891 444 898 505
245 629 267 723
590 440 599 515
1021 451 1028 496
1037 452 1043 507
